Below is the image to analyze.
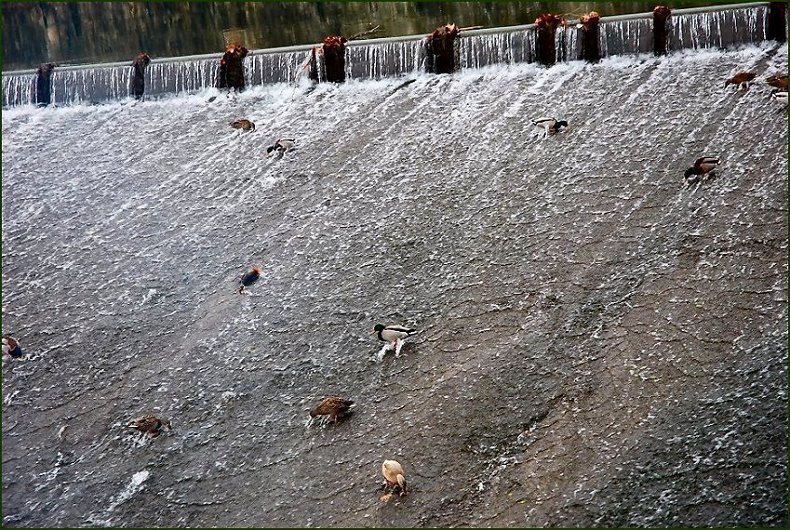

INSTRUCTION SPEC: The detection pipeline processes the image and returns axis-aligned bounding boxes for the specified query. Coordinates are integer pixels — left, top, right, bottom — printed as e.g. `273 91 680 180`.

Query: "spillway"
0 2 778 107
2 29 788 530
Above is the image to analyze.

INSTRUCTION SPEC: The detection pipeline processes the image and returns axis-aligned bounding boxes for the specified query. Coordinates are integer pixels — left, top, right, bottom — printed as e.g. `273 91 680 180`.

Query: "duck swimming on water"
266 139 295 159
230 119 255 131
724 72 756 91
684 156 720 184
238 266 262 294
765 74 788 91
127 415 172 437
381 459 407 496
309 396 355 423
372 324 418 356
2 335 23 359
531 117 568 139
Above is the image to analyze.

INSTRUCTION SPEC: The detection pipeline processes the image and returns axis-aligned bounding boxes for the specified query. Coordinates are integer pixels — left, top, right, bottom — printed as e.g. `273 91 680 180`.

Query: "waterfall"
1 4 780 107
670 5 769 50
599 18 655 58
345 40 424 80
247 50 313 85
458 30 536 69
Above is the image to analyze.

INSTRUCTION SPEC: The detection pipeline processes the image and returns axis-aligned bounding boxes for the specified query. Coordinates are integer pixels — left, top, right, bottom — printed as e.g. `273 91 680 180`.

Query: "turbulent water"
2 42 787 527
1 4 773 107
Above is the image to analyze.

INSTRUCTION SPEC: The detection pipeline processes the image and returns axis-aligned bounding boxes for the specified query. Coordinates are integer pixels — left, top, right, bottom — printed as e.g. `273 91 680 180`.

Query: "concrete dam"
2 3 787 528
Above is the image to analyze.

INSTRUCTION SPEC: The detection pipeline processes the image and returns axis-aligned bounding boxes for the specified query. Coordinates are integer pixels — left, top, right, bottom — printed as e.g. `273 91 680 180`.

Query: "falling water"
247 50 314 85
670 5 769 50
0 5 780 107
555 25 582 63
458 29 537 70
346 40 424 80
599 18 655 58
2 41 786 527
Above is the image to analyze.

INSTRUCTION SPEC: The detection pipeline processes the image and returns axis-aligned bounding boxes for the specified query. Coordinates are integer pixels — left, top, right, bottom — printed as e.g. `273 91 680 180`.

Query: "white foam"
107 470 150 511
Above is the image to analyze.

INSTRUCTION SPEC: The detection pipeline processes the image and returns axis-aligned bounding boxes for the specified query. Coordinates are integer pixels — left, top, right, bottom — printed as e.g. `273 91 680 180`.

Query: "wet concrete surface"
2 42 787 527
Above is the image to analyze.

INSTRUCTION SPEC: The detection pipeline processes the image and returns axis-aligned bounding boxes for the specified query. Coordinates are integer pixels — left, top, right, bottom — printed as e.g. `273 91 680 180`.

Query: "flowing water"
1 4 775 107
2 39 787 526
2 1 744 71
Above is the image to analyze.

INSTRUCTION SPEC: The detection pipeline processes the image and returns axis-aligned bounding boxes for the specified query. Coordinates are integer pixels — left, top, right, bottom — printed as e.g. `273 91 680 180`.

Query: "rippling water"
2 43 787 527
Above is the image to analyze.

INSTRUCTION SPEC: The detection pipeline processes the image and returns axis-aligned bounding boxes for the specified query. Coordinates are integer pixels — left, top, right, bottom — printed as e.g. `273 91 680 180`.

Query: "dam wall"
1 2 781 107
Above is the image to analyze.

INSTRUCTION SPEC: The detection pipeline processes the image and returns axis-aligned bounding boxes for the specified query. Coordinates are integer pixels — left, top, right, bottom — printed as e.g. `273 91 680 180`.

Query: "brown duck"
724 72 756 90
127 414 172 437
230 119 255 131
309 396 355 423
2 334 23 359
766 74 788 91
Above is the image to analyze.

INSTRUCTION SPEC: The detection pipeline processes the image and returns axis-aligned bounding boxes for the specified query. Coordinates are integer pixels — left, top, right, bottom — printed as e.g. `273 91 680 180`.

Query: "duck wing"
380 325 418 342
384 324 417 333
531 117 556 127
695 156 719 166
129 414 158 431
312 396 354 416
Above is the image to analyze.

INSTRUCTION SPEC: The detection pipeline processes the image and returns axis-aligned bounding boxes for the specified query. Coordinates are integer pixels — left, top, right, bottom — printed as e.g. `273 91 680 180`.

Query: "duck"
683 156 720 184
372 324 418 355
238 266 262 294
724 72 756 90
2 334 23 359
127 414 171 437
766 74 788 91
771 89 788 106
382 459 407 496
531 117 568 139
230 119 255 131
309 396 355 423
265 138 296 159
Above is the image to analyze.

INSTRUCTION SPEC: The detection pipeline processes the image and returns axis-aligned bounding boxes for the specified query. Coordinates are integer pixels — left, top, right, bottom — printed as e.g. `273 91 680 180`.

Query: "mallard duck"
265 139 295 159
531 117 568 139
372 324 418 355
230 119 255 131
309 396 355 423
127 414 171 437
771 89 788 106
382 459 407 496
766 74 788 91
238 266 262 294
2 334 23 359
724 72 756 90
684 156 720 184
